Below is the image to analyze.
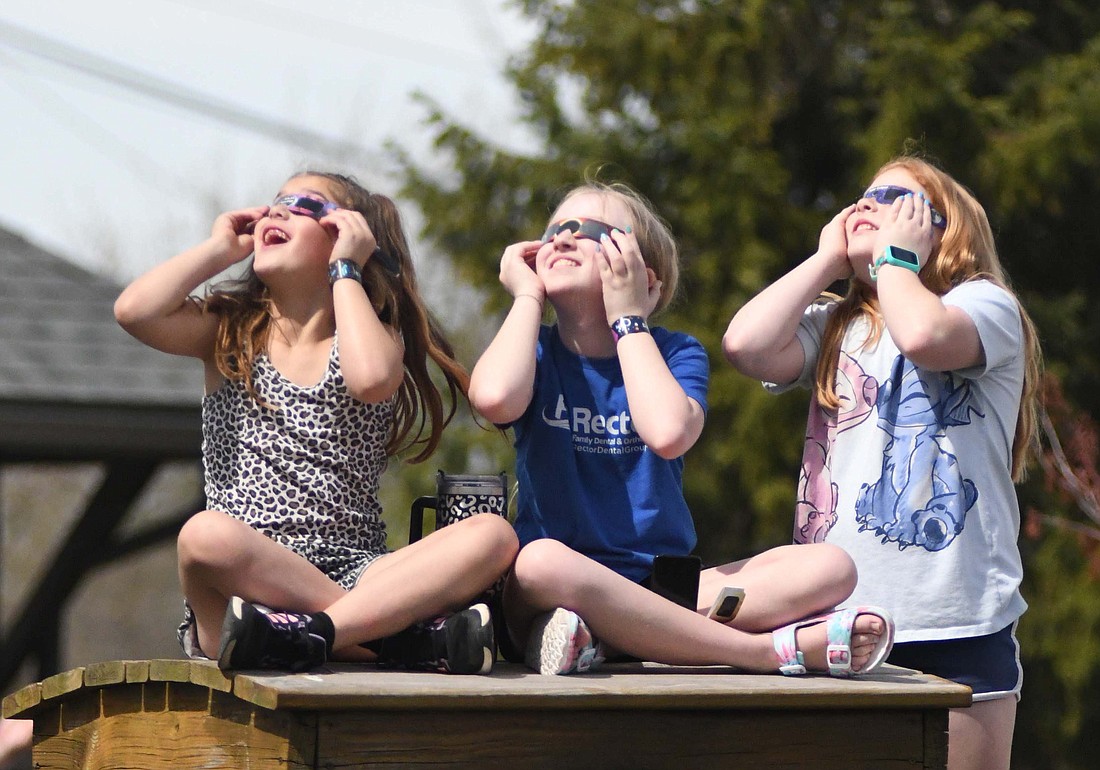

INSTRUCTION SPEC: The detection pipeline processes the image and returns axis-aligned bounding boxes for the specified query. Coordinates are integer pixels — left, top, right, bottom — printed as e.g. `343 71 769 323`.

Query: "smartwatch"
610 315 650 342
328 259 363 286
869 245 921 282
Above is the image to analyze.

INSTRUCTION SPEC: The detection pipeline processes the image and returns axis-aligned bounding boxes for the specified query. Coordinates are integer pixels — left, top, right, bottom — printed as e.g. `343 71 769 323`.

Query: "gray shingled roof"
0 227 202 460
0 226 201 405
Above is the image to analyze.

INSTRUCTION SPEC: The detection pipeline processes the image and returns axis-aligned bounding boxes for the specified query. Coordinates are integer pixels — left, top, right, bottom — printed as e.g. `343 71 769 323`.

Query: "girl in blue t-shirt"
471 180 894 678
723 156 1042 769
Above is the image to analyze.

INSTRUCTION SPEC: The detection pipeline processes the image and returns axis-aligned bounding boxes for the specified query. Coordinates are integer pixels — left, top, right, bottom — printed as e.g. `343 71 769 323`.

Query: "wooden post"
0 460 158 689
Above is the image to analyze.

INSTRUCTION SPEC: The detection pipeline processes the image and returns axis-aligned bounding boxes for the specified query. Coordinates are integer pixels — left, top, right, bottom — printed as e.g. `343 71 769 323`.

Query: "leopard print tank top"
202 341 391 588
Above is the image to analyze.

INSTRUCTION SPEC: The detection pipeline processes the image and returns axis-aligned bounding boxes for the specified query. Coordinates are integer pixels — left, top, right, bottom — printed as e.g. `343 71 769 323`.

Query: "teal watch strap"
869 245 921 282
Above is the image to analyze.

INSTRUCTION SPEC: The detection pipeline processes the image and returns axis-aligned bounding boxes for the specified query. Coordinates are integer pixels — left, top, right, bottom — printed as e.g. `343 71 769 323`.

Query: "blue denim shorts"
886 622 1022 701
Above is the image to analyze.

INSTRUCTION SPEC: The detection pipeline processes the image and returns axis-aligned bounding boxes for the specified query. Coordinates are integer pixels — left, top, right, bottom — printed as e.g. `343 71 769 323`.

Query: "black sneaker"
374 603 495 675
217 596 327 672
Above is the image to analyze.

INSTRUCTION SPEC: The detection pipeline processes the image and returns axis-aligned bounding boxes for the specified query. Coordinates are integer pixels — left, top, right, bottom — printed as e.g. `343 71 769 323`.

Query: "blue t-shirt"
510 324 709 582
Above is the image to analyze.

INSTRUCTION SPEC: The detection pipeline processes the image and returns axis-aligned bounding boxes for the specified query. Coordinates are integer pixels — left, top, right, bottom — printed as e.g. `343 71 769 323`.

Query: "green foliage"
1019 531 1100 728
394 1 1100 764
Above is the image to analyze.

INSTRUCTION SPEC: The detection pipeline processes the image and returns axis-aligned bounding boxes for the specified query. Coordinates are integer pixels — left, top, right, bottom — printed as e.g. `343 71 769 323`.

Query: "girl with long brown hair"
116 171 517 674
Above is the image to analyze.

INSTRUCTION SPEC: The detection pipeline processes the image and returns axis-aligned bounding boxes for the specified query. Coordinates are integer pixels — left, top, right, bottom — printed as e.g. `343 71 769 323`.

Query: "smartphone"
649 555 701 610
706 586 746 622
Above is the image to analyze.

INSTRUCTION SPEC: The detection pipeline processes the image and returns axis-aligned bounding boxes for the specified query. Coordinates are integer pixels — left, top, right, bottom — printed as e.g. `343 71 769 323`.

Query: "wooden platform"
3 658 971 769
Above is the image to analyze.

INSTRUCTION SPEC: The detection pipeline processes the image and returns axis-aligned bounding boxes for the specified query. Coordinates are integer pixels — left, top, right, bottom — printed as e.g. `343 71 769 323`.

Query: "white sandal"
772 605 895 677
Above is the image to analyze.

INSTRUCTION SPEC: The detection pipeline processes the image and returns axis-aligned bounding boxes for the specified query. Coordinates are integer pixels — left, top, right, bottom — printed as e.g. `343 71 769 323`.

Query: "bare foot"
796 611 885 672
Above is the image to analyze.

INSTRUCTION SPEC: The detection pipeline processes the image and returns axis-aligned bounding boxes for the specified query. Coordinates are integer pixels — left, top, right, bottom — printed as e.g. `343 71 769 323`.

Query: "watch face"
888 246 920 266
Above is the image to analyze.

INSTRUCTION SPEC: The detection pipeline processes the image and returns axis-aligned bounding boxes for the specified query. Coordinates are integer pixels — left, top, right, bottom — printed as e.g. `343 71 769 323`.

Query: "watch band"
610 315 650 342
869 245 921 282
328 259 363 286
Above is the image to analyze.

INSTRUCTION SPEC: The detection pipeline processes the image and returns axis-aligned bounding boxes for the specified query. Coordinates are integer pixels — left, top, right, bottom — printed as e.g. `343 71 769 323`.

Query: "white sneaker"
525 607 605 675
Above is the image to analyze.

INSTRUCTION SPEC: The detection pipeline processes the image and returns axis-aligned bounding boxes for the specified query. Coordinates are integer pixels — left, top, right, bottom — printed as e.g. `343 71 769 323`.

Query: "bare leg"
177 510 349 656
178 511 517 660
324 513 517 654
506 539 885 673
697 542 858 632
947 697 1017 770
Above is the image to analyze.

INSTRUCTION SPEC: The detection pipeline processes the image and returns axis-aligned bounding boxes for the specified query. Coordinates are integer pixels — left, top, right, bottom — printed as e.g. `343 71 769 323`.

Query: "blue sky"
0 0 536 281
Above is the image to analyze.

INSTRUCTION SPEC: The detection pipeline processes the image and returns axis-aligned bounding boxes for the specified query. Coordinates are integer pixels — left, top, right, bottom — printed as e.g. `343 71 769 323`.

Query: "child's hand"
598 229 660 323
211 206 268 265
873 194 935 268
817 204 856 280
499 240 545 301
322 209 378 268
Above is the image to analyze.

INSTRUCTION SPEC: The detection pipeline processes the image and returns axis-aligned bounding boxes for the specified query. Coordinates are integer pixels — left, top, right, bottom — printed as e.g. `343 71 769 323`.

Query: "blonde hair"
553 181 680 314
202 171 469 463
814 156 1042 480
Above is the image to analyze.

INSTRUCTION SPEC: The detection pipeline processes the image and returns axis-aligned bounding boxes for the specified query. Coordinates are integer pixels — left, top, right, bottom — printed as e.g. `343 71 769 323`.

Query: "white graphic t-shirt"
768 280 1027 642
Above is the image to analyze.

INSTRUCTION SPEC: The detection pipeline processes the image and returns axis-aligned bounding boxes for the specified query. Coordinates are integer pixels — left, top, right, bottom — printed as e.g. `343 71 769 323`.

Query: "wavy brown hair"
814 156 1042 481
202 171 469 462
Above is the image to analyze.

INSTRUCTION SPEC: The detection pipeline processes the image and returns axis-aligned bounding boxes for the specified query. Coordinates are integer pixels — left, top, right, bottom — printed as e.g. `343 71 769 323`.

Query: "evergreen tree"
395 2 1100 765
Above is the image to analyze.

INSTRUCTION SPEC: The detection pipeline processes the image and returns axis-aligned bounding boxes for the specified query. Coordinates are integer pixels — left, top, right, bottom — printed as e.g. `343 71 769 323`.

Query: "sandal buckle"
826 643 852 674
778 650 807 676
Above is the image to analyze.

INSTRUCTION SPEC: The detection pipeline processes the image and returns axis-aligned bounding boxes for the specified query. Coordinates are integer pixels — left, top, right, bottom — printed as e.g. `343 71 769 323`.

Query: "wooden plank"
231 662 972 713
83 661 127 689
32 700 312 770
125 660 151 683
190 659 233 693
210 687 266 724
316 707 937 769
148 659 193 683
253 703 317 766
2 681 42 718
41 667 85 702
8 659 965 770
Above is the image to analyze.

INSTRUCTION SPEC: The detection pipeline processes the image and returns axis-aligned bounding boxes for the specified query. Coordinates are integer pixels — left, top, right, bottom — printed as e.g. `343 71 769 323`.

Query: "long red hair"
814 157 1042 481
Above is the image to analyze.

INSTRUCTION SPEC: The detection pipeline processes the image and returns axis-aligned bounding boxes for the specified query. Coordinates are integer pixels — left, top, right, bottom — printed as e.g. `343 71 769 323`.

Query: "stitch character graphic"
794 353 877 544
855 355 981 551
